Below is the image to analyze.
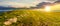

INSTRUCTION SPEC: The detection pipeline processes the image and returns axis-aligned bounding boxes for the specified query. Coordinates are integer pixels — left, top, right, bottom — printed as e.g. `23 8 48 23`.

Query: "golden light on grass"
50 4 60 10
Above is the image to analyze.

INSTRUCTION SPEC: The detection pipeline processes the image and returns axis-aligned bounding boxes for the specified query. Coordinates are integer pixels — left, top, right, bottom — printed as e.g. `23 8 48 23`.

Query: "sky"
0 0 57 7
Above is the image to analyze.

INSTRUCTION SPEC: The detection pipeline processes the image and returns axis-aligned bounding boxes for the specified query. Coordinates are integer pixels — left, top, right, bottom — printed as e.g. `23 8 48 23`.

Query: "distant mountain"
0 6 17 12
0 6 16 10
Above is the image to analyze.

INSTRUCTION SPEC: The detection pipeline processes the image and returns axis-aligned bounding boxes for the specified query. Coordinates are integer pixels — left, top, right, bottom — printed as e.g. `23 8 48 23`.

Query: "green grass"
0 10 60 26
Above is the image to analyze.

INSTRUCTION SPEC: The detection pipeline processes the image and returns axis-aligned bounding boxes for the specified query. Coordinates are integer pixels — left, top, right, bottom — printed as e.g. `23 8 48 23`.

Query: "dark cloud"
54 0 60 3
47 0 57 1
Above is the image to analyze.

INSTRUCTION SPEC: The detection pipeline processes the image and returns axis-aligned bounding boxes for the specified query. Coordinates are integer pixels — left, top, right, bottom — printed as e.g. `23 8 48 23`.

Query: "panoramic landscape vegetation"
0 9 60 26
0 0 60 26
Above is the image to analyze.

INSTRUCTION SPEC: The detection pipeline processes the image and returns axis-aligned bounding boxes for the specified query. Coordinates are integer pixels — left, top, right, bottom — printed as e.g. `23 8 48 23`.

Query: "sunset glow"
45 6 51 12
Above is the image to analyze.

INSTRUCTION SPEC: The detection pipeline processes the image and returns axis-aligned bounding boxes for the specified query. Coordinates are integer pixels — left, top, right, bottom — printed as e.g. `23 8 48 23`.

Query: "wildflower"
4 21 12 25
9 17 17 23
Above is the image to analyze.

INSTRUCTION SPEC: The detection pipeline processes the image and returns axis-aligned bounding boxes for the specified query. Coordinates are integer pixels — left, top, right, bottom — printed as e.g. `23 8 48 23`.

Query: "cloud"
6 2 34 8
1 0 57 8
47 0 57 1
0 0 39 7
32 0 40 6
0 2 32 7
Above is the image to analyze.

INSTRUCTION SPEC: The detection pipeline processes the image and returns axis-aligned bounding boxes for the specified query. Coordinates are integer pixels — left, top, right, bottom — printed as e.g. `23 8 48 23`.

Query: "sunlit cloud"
0 0 41 8
0 0 58 8
7 2 36 8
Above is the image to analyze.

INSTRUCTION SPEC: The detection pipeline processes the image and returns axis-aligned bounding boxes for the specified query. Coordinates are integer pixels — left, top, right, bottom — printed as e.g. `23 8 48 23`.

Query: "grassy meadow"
0 9 60 26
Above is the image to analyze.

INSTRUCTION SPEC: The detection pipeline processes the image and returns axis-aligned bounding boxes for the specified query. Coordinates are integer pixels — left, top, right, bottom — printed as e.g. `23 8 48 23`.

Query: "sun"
45 5 51 12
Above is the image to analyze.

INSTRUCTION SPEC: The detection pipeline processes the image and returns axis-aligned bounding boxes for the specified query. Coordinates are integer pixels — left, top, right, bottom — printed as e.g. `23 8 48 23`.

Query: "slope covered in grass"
0 10 60 26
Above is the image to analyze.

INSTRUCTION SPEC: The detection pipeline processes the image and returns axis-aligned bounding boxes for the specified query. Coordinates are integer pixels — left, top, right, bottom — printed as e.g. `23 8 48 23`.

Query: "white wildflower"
9 17 17 23
4 21 12 25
